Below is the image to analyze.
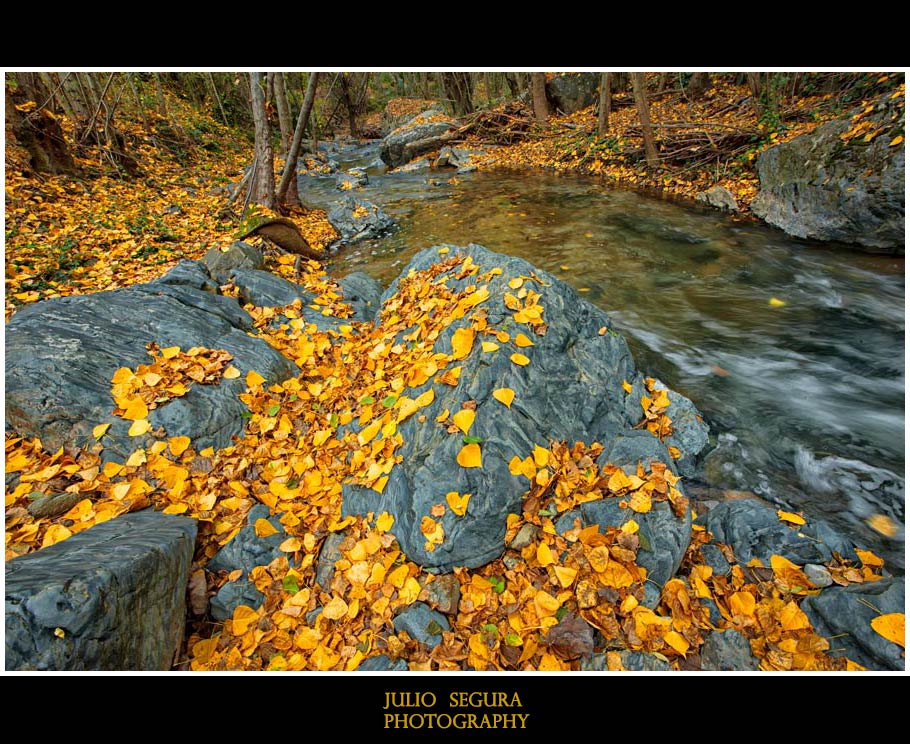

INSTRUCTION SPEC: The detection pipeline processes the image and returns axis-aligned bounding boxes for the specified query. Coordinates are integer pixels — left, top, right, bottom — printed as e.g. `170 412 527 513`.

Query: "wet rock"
208 504 287 620
342 244 709 574
509 523 539 550
700 629 759 671
335 168 369 190
315 532 346 590
328 196 397 244
338 271 383 322
696 185 739 212
231 268 315 309
393 602 450 648
700 499 856 566
424 574 461 615
698 543 732 577
5 260 296 461
581 650 672 672
802 577 904 670
380 111 457 168
751 93 904 252
393 157 433 173
804 563 833 588
5 510 196 671
202 241 264 283
546 72 600 114
357 654 409 671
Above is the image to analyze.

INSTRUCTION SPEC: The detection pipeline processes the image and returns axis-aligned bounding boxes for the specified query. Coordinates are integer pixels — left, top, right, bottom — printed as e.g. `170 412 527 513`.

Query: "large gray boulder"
5 510 196 670
379 111 457 168
546 72 600 114
342 244 709 574
5 260 296 461
751 94 904 252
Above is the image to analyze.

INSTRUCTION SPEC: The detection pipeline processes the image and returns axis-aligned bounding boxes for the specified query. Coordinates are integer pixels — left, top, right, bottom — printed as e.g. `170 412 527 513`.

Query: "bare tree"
440 72 474 116
249 72 276 210
531 73 550 123
631 73 659 169
597 72 612 137
687 72 712 99
277 72 321 208
271 72 293 158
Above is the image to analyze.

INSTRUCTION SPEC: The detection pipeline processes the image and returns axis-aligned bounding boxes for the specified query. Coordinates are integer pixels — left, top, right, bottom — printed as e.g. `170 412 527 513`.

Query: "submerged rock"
328 195 397 245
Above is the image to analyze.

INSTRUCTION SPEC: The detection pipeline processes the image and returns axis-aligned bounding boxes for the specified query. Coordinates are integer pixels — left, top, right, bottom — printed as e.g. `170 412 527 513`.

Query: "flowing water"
304 141 906 570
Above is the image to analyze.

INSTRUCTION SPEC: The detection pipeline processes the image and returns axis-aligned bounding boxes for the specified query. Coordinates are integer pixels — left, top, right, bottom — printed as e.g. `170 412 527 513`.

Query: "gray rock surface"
338 272 383 322
802 577 904 671
425 574 461 615
546 72 600 114
380 111 457 168
696 185 739 212
700 629 759 671
232 268 315 309
328 196 397 244
357 654 409 671
751 94 904 252
393 602 450 647
5 260 296 461
5 510 196 670
342 243 709 574
335 168 369 190
203 241 264 283
581 650 672 672
700 499 856 566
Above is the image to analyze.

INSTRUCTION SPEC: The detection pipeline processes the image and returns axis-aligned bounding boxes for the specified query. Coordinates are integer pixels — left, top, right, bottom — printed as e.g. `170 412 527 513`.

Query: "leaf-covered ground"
4 75 904 672
469 73 906 210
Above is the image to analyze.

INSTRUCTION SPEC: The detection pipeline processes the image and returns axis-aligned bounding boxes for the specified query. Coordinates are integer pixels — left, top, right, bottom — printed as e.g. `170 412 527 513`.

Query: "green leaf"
555 606 568 621
482 623 498 635
382 395 398 408
426 620 444 636
360 396 375 405
488 576 506 594
282 574 299 595
462 434 483 444
329 412 339 428
241 410 253 420
504 633 522 647
267 403 280 417
638 533 652 552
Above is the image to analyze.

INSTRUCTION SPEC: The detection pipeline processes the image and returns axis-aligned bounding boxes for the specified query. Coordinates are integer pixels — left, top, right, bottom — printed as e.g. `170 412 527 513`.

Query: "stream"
303 140 906 571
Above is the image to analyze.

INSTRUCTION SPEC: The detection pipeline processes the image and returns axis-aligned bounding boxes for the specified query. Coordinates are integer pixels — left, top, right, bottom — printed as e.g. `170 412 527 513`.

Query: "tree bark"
531 73 550 123
597 72 612 137
209 72 229 126
277 72 320 208
441 72 474 116
631 73 659 169
339 73 359 138
249 72 276 210
687 72 712 99
271 72 292 157
747 72 764 119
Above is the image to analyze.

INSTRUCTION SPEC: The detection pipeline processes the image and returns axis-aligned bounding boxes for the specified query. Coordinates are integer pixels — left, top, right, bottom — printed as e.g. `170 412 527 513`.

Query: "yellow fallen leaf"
93 423 111 439
445 492 470 517
554 565 577 588
279 537 302 552
493 387 515 407
322 596 348 620
730 591 756 617
128 419 151 436
452 408 475 434
254 518 278 538
622 380 632 394
537 542 555 567
560 265 570 271
890 135 903 147
438 247 450 255
399 576 421 605
667 446 682 459
769 297 787 307
514 333 534 348
534 590 561 617
481 341 500 353
663 630 689 655
871 613 904 647
161 346 181 359
621 519 639 534
223 365 241 379
780 601 811 631
508 277 524 289
168 436 191 457
122 397 149 421
414 388 435 407
451 328 475 360
510 353 530 366
777 509 806 526
375 511 395 532
246 370 266 387
231 605 259 635
42 524 72 548
866 514 899 537
457 443 482 468
855 549 884 568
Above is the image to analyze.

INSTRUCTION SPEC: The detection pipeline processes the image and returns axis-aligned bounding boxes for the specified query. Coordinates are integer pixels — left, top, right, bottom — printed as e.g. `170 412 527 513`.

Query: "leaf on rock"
777 509 806 526
254 518 278 538
452 408 475 434
493 387 515 407
451 328 475 360
457 443 482 468
871 613 904 647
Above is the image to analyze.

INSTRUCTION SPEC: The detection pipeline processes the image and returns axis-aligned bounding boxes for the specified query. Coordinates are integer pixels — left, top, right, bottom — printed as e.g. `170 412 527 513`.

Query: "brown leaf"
544 612 594 660
187 569 209 616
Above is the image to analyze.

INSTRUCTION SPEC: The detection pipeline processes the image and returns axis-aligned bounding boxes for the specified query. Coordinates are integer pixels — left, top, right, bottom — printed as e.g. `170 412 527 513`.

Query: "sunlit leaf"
246 370 266 387
481 341 500 353
451 328 475 360
128 418 151 436
730 591 756 617
871 613 905 647
514 333 534 348
452 408 475 434
663 630 689 655
168 436 191 457
254 518 278 538
537 542 556 567
777 509 806 525
492 387 515 407
457 442 482 468
446 491 470 517
866 514 899 537
322 596 348 620
375 512 395 532
223 365 241 379
93 423 111 439
768 297 787 307
231 605 259 635
510 353 530 366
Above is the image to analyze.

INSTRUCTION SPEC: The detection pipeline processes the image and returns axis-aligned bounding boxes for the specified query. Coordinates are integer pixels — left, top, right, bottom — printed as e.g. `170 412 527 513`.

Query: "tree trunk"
271 72 292 157
747 72 764 119
631 73 659 169
208 72 229 126
339 73 359 138
277 72 320 209
440 72 474 116
153 72 168 118
597 72 612 137
531 73 550 123
687 72 712 99
249 72 276 210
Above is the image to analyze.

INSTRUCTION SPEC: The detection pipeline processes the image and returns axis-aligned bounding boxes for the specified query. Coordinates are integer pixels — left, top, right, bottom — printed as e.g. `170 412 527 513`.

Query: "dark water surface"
304 141 906 570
